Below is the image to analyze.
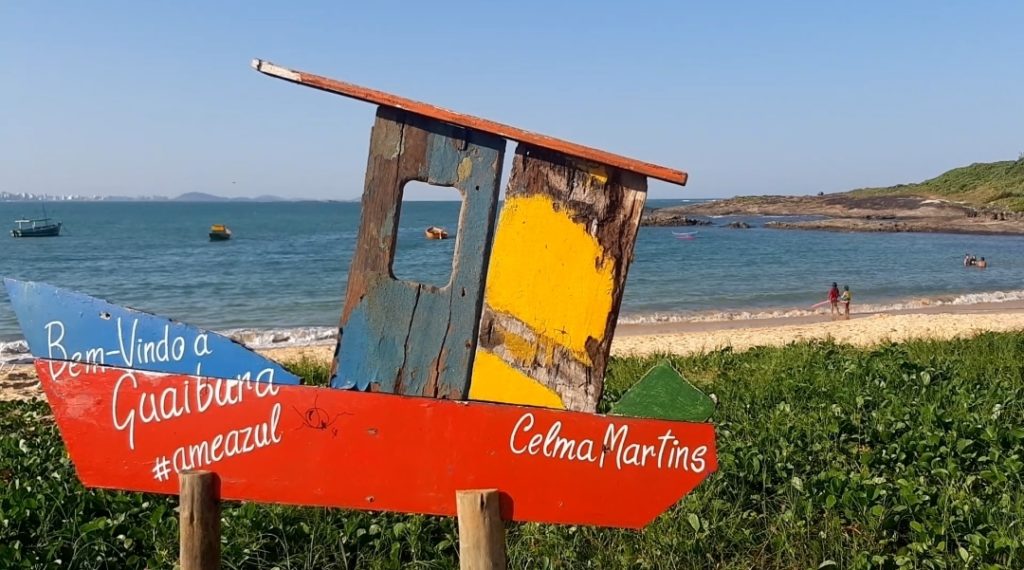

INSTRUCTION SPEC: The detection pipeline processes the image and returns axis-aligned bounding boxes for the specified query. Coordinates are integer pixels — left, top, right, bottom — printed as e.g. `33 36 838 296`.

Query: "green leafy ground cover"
2 333 1024 569
849 158 1024 212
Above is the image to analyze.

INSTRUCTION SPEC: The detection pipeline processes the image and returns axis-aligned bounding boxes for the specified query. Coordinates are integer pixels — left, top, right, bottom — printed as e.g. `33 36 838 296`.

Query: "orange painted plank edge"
251 59 687 186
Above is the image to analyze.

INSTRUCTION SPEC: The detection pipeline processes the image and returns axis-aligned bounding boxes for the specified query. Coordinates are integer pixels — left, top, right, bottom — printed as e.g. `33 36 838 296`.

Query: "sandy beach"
4 303 1024 402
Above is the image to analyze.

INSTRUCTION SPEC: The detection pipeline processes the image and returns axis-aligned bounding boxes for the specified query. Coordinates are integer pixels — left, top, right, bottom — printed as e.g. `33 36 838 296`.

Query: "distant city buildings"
0 191 298 202
0 192 172 202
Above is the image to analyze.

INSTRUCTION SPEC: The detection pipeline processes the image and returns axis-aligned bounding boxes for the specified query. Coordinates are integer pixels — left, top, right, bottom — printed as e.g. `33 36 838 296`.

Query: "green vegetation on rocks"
3 332 1024 568
850 158 1024 212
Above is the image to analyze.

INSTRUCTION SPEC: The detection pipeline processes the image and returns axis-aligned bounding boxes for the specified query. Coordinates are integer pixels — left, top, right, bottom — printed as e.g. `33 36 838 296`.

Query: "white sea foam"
0 327 339 365
0 340 32 365
222 326 338 350
3 289 1023 363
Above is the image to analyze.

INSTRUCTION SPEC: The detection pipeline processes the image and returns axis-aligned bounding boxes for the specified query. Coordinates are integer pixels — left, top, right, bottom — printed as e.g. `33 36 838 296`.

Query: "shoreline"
762 217 1024 235
4 301 1024 402
610 303 1024 356
648 191 1024 236
614 299 1024 336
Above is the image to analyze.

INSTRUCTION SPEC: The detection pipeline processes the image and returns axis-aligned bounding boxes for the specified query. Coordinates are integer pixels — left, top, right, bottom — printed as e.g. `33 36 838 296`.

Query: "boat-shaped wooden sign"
4 60 716 530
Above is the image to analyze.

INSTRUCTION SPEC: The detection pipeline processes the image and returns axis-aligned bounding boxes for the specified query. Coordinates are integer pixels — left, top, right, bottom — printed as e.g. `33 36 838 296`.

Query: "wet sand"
4 302 1024 401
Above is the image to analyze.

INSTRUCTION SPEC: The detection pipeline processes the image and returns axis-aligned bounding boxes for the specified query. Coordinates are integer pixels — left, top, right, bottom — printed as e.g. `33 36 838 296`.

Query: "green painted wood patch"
611 362 715 422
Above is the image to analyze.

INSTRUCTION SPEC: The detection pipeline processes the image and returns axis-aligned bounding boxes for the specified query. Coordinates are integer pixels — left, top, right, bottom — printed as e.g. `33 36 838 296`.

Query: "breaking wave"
0 340 31 365
0 327 339 366
221 326 338 350
4 289 1024 364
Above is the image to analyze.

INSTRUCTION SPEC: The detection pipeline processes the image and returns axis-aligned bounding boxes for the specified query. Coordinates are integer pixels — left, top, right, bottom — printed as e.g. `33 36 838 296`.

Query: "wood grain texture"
471 144 648 412
251 59 687 186
456 490 507 570
332 107 504 399
179 471 221 570
37 360 718 528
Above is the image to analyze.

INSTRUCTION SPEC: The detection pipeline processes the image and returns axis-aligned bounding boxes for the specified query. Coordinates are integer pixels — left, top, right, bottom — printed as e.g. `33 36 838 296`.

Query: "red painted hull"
36 360 717 529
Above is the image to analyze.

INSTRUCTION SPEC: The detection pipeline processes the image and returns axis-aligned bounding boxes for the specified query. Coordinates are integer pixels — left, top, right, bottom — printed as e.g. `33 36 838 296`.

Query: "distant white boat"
672 230 698 240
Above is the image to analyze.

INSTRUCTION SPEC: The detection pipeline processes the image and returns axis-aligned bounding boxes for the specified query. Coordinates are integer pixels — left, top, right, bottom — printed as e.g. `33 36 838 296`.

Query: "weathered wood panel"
331 107 504 398
37 360 717 529
470 145 648 412
3 278 299 384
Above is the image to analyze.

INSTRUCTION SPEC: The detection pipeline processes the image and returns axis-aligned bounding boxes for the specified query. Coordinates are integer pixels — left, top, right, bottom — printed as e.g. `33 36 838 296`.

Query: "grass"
3 333 1024 568
848 157 1024 212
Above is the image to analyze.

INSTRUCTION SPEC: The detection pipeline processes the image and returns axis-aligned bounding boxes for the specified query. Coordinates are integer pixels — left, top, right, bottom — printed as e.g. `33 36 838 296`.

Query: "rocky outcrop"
726 221 752 229
659 195 981 219
640 210 712 227
763 217 1024 235
644 195 1024 235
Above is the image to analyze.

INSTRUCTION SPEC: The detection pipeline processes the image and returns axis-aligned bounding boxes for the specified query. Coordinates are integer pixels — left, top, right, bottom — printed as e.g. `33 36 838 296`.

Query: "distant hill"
848 157 1024 212
647 156 1024 235
172 192 289 202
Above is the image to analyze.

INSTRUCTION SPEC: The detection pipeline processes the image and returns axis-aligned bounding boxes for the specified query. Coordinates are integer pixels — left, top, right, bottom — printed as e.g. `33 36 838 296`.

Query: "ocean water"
3 199 1024 358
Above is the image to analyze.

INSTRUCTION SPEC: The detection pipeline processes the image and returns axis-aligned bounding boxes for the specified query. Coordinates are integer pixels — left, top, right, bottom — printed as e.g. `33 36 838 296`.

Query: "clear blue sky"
2 1 1022 200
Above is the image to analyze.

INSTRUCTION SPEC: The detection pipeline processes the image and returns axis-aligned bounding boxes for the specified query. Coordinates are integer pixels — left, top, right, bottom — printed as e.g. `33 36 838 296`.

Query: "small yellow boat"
209 224 232 241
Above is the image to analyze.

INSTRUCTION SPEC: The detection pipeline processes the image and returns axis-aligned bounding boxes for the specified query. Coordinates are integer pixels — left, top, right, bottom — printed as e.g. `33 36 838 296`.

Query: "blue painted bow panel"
3 278 300 384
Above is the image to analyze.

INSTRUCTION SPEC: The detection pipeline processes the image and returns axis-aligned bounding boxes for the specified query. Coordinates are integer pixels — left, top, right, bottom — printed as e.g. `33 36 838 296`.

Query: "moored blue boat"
11 217 62 237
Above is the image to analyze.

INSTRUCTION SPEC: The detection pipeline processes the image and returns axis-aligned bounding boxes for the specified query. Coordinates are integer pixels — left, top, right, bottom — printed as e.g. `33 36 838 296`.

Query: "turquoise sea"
3 199 1024 358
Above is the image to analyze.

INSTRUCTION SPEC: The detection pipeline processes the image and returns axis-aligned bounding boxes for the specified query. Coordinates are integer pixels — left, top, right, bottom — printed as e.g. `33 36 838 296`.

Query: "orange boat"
424 226 449 239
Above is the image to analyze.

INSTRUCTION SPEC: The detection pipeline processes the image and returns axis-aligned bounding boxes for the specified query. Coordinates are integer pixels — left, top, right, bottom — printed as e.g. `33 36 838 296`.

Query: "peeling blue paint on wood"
332 108 504 398
3 278 300 384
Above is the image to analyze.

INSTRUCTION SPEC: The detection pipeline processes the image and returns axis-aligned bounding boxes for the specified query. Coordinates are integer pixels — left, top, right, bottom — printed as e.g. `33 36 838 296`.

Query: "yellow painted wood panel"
468 351 564 409
482 194 615 365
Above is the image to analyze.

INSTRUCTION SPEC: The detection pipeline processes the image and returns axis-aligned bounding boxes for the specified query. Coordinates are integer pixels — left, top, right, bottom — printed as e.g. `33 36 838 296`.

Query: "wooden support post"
179 471 221 570
456 489 507 570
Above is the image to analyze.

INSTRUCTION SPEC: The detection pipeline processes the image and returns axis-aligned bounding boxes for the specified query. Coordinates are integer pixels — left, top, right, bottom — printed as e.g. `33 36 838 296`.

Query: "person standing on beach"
840 285 852 319
828 282 840 319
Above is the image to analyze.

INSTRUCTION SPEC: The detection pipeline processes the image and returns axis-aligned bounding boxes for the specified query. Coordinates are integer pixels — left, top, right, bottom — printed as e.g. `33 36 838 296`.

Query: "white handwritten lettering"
45 321 68 377
116 318 138 367
171 403 282 473
512 413 708 473
509 413 534 454
112 371 139 450
193 333 212 357
111 375 279 450
510 413 597 464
